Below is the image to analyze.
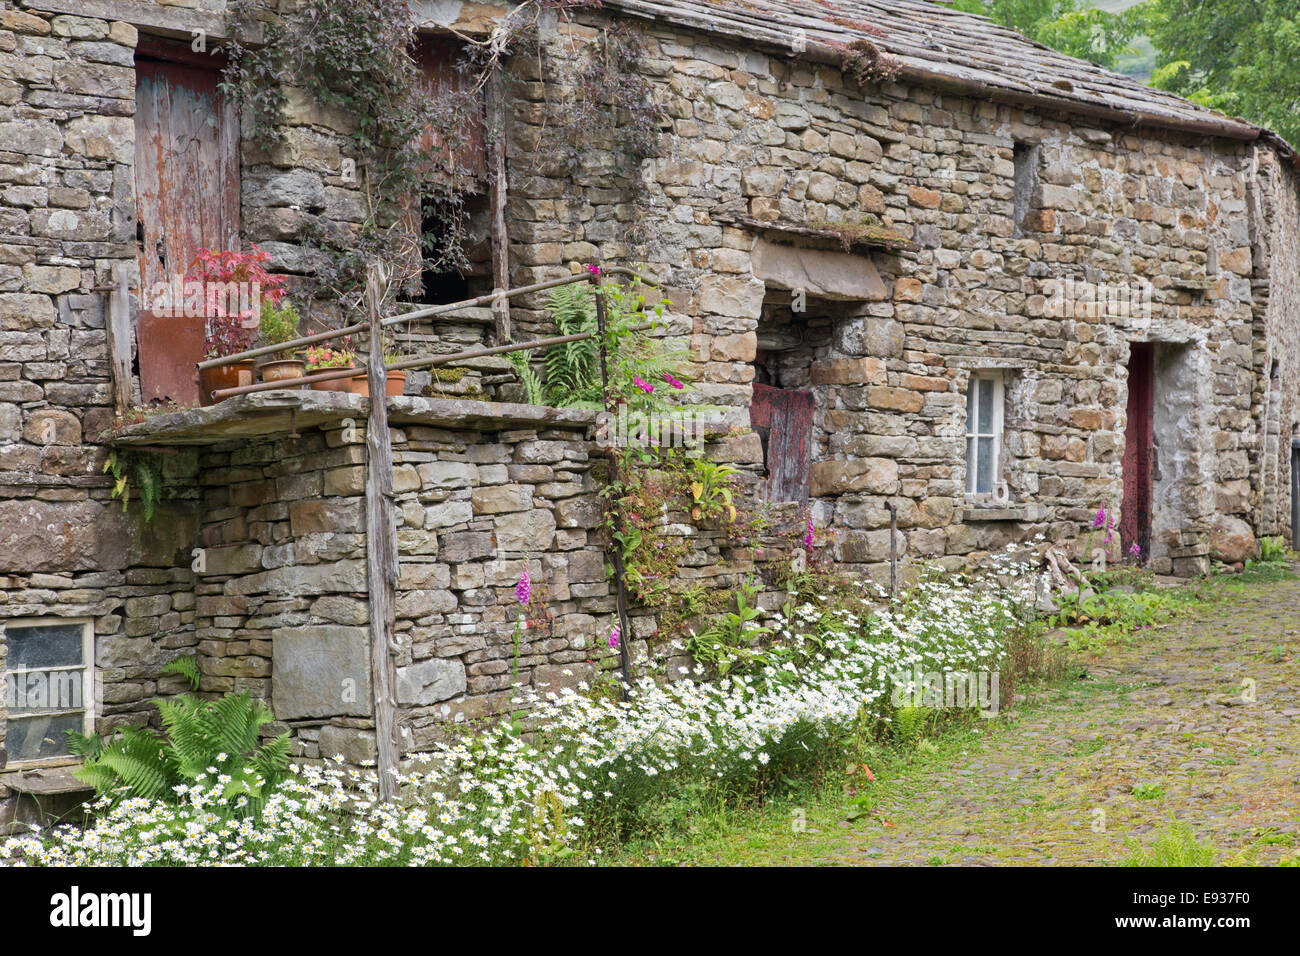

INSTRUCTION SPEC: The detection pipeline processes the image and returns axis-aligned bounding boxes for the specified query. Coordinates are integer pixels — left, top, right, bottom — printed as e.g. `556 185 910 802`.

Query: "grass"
607 562 1299 867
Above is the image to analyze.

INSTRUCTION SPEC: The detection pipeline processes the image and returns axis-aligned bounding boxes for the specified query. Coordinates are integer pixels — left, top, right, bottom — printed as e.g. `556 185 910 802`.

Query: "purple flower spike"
608 625 620 649
516 566 531 605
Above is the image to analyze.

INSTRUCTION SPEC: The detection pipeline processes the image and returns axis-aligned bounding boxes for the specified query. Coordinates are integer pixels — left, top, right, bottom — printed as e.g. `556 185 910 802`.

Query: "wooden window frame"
965 372 1004 496
2 616 96 768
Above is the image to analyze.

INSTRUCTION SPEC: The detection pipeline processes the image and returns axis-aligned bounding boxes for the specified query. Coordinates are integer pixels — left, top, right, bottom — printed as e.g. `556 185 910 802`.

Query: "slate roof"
603 0 1291 154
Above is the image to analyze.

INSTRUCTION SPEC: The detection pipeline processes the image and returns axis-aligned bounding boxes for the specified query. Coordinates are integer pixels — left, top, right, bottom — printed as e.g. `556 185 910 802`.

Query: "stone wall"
170 396 772 759
501 10 1300 575
0 1 220 771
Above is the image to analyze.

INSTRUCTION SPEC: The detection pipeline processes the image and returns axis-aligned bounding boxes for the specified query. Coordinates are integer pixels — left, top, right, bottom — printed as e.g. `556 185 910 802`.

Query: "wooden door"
751 383 814 502
134 42 239 405
1121 342 1155 560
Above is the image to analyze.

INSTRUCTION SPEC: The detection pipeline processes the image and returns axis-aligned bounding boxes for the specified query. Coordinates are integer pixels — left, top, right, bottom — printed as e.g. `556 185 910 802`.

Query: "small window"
965 373 1004 495
1012 142 1040 237
2 618 94 764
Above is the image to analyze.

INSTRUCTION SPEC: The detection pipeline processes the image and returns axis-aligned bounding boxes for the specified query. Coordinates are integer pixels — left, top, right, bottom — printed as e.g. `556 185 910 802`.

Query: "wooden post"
487 62 512 344
593 274 633 697
364 262 400 802
106 262 134 416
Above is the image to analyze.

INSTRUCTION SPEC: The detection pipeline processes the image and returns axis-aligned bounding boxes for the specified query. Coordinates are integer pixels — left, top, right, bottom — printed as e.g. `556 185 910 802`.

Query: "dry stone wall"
503 10 1300 576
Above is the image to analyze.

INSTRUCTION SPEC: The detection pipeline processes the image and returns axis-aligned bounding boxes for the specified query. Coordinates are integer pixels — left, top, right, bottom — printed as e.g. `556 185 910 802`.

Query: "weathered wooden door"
134 43 239 405
751 383 814 502
1121 342 1155 560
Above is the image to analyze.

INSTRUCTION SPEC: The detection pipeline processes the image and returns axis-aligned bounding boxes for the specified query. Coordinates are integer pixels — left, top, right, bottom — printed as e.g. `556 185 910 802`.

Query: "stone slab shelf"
108 390 601 447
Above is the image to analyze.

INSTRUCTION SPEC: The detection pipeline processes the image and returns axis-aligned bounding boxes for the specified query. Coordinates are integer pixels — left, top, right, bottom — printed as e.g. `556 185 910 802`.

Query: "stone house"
2 0 1299 805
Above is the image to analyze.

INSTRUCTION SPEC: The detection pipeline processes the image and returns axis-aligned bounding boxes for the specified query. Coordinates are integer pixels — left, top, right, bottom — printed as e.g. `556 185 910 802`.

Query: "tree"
1141 0 1300 147
951 0 1143 70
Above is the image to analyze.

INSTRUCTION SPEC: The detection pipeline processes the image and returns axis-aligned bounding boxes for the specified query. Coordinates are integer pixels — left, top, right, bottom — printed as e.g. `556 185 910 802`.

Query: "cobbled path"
704 573 1300 865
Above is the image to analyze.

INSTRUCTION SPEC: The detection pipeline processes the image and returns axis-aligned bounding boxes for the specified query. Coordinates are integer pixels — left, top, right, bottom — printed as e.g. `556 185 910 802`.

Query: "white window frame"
965 373 1005 496
2 616 96 768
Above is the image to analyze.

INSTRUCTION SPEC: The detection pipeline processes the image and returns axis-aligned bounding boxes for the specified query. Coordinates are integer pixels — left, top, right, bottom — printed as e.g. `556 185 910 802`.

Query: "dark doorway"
1121 342 1155 560
751 383 814 502
1291 439 1300 548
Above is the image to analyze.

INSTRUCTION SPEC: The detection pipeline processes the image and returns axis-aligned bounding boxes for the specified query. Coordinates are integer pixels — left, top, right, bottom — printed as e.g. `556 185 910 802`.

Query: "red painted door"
751 383 814 502
134 42 240 406
1121 342 1155 560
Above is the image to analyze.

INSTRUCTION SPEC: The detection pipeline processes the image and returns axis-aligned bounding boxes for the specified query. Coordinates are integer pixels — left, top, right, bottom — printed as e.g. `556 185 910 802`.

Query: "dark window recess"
1012 141 1040 237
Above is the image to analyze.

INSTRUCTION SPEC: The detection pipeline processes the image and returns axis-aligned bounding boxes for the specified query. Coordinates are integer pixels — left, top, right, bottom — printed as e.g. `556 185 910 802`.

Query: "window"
965 373 1004 496
2 618 94 764
1012 141 1040 237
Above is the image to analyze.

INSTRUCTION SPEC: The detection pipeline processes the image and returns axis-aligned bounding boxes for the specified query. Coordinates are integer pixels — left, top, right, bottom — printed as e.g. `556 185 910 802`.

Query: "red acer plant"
186 246 289 358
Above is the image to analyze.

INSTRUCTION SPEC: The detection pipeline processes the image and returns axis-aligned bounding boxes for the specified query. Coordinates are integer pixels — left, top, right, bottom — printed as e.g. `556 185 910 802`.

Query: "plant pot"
198 361 255 406
259 358 306 385
350 373 370 397
385 369 408 397
309 369 354 392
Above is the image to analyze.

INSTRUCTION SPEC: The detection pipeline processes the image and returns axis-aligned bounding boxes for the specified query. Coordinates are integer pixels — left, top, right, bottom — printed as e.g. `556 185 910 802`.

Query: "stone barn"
2 0 1299 810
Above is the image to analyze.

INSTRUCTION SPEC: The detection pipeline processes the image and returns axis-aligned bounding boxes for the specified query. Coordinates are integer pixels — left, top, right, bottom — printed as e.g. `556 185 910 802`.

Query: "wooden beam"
364 262 400 802
486 62 512 344
105 262 134 417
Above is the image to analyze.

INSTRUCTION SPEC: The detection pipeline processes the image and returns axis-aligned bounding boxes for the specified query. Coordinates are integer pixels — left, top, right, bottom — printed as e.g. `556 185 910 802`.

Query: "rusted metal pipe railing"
208 266 663 401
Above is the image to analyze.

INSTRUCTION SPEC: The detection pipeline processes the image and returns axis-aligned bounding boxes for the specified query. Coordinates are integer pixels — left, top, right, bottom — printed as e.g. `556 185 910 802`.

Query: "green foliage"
1257 536 1288 563
1123 822 1218 866
1140 0 1300 148
687 574 772 676
506 350 547 405
1049 586 1183 650
104 448 165 522
540 283 602 407
952 0 1143 70
687 459 739 523
68 691 290 817
259 298 302 357
162 655 201 691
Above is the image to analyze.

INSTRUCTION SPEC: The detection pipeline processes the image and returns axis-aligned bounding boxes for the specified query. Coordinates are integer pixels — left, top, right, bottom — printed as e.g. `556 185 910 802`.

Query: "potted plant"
190 246 287 405
382 331 409 397
304 343 357 391
199 314 257 405
258 299 305 384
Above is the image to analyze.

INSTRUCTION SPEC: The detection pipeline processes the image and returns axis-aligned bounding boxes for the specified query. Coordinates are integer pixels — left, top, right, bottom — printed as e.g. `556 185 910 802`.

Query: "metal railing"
201 265 656 401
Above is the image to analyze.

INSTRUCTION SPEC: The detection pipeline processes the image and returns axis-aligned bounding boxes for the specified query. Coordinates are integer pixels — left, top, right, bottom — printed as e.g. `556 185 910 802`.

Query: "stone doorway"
1121 342 1155 559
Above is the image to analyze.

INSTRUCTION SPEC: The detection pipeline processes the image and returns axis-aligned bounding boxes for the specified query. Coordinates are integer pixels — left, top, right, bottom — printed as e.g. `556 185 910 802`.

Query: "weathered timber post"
487 62 511 344
106 262 134 416
887 500 898 597
364 262 400 802
593 271 633 698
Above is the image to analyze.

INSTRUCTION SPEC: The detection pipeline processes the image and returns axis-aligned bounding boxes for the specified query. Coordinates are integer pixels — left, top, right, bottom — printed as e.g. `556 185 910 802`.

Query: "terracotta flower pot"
350 373 370 397
198 361 255 406
259 358 306 385
386 369 408 397
309 368 354 392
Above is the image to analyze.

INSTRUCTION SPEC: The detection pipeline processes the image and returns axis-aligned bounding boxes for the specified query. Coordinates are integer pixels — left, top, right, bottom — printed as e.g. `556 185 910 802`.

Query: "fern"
70 691 290 817
506 350 547 405
162 655 201 690
542 284 602 407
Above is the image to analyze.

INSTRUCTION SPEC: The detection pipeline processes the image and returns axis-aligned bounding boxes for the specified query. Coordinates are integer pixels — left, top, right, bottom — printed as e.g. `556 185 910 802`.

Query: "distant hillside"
1089 0 1155 81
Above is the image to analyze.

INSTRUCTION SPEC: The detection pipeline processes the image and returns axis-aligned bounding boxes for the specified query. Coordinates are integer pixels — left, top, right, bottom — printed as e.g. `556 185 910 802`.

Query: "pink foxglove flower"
634 375 654 394
1092 507 1107 529
664 374 684 390
1128 542 1141 558
804 514 815 550
608 625 620 649
515 566 531 605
